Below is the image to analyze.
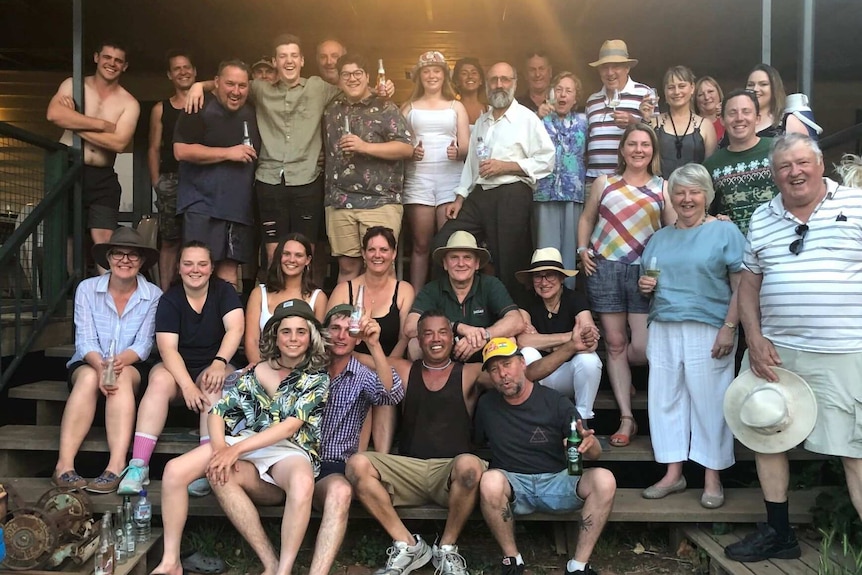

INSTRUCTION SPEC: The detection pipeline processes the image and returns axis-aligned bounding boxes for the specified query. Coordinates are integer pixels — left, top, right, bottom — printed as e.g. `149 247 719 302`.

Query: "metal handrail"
0 120 81 392
819 122 862 152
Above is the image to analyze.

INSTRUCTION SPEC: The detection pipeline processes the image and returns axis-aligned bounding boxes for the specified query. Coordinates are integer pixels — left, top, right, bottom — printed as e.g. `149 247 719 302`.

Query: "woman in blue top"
52 227 162 493
637 163 745 509
534 71 588 288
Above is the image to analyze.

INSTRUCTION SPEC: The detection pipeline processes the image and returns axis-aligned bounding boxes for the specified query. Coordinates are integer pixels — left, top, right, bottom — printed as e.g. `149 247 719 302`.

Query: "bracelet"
723 321 736 330
213 356 228 364
483 328 491 342
451 321 461 336
576 247 588 255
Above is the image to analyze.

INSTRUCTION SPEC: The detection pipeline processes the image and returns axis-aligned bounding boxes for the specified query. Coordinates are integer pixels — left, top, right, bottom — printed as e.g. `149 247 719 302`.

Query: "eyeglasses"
532 272 561 283
339 70 366 80
788 224 808 255
488 76 515 85
108 250 141 263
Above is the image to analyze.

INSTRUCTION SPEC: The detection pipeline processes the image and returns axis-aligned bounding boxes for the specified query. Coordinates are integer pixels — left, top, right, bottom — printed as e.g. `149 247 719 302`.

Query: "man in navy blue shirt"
174 59 260 290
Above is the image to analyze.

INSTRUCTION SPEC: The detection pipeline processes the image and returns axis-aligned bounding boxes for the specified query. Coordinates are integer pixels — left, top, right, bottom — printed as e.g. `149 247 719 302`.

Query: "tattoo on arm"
501 502 513 522
579 514 593 533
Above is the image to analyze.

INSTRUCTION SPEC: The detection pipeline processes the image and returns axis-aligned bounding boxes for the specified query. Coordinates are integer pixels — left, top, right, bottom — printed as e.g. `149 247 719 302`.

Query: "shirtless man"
47 40 141 274
147 50 196 290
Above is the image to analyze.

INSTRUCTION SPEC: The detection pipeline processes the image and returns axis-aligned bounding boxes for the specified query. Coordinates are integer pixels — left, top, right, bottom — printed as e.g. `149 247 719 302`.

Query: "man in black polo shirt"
174 59 260 290
405 231 525 362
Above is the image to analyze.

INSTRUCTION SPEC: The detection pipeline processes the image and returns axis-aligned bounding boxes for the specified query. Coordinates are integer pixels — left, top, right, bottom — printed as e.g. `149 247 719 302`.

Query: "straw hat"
589 39 638 68
723 368 817 454
515 247 578 285
432 231 491 267
91 226 159 271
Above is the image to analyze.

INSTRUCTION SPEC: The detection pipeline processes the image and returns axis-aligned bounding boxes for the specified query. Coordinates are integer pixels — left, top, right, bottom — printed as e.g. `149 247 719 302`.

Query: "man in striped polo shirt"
725 133 862 563
584 40 656 191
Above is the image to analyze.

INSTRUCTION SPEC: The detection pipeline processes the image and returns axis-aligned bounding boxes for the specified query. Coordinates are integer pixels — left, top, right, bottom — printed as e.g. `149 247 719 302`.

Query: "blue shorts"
500 469 584 515
585 258 650 314
317 460 346 481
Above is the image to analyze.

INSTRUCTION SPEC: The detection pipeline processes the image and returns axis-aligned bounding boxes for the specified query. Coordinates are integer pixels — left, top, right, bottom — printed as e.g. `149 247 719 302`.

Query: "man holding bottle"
476 338 617 575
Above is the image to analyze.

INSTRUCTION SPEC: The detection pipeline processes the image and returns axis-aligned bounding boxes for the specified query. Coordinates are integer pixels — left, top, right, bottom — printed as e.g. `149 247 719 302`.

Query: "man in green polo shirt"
406 231 526 362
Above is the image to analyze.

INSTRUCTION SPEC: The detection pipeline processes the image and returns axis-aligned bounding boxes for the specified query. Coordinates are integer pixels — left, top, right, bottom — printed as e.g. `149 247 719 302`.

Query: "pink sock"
199 436 210 445
132 433 158 465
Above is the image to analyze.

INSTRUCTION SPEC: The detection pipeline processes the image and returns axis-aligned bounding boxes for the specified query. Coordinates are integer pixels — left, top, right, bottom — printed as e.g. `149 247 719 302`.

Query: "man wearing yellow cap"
476 338 616 575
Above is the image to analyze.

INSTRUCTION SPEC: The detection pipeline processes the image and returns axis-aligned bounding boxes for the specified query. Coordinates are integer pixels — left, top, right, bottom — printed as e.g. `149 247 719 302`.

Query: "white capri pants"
522 346 603 419
646 320 736 470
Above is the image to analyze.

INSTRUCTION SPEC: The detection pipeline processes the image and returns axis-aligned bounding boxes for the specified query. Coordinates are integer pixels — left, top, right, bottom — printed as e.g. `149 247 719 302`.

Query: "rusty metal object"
1 507 59 570
0 484 7 518
36 488 92 536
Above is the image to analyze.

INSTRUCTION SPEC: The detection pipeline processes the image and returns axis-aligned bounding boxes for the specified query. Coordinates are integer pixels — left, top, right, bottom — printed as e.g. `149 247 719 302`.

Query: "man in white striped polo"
725 133 862 563
584 40 657 193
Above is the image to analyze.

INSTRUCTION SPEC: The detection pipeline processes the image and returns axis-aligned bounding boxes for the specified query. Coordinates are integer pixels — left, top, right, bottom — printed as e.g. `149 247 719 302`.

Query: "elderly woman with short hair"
637 163 745 508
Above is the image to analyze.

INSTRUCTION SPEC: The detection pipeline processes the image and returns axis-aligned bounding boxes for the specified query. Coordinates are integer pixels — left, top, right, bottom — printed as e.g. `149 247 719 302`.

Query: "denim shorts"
501 469 584 515
585 258 650 314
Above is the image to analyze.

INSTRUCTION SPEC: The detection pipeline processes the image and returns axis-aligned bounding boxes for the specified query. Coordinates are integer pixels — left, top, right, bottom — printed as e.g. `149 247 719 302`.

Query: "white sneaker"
374 535 432 575
432 544 468 575
117 458 149 495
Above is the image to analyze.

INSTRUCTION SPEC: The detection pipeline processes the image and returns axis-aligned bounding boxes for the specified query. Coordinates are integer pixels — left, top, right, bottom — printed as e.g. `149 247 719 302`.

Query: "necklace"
674 213 708 229
668 111 693 159
272 358 296 371
422 359 453 371
544 296 562 319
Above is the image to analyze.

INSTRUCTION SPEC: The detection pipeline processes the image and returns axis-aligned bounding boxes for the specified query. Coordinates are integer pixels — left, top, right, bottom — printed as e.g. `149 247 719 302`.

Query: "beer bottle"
566 418 583 476
376 59 386 93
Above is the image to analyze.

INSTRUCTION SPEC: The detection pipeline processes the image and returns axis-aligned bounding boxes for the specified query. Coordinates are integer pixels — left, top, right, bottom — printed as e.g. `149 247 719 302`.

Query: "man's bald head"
486 62 517 110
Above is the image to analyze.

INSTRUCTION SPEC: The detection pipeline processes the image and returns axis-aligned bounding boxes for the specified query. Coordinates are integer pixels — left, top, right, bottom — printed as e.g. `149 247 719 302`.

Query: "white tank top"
259 284 321 330
407 103 457 163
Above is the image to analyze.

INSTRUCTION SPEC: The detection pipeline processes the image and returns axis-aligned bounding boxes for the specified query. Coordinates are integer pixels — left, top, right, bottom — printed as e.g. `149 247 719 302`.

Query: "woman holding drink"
637 163 745 508
52 227 162 493
577 124 673 447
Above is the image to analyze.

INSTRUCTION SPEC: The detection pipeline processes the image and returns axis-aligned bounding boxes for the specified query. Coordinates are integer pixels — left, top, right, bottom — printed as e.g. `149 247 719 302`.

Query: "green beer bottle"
566 418 583 476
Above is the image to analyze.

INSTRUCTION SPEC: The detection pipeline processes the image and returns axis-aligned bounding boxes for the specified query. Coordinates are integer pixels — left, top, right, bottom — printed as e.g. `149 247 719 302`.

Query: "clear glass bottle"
95 512 115 575
348 285 364 336
113 505 127 564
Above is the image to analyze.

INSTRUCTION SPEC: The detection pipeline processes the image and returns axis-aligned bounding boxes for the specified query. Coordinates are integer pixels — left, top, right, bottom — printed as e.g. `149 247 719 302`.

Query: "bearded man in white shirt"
436 61 554 307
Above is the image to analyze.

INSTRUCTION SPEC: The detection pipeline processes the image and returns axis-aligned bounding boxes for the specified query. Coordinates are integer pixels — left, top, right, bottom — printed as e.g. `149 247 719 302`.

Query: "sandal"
182 551 227 575
609 415 638 447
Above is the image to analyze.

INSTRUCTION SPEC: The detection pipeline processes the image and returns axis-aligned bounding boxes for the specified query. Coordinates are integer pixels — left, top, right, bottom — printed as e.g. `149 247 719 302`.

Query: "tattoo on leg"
579 514 593 533
501 502 513 522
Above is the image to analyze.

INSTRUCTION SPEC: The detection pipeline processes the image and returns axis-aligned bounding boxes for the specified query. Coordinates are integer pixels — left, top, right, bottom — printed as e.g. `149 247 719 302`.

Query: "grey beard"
489 90 514 109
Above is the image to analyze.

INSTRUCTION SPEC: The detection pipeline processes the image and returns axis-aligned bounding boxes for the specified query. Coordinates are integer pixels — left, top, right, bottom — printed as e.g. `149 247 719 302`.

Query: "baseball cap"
482 337 522 370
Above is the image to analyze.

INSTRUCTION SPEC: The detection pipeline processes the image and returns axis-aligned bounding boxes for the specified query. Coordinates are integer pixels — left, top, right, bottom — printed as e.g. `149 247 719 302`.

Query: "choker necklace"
669 111 693 159
273 358 295 371
422 359 453 371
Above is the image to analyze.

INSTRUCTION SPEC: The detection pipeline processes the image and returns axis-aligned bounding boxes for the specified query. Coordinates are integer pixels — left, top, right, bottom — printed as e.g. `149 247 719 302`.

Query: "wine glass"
609 89 621 111
548 87 557 106
645 256 660 280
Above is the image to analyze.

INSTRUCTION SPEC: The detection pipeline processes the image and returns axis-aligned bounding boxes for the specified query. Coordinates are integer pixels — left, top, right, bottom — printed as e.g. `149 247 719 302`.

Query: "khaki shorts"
325 204 403 258
361 452 487 507
742 346 862 458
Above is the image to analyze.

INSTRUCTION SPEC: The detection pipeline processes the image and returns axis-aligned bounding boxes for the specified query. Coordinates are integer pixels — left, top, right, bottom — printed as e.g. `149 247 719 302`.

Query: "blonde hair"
409 63 457 102
616 123 662 176
259 317 329 372
834 154 862 189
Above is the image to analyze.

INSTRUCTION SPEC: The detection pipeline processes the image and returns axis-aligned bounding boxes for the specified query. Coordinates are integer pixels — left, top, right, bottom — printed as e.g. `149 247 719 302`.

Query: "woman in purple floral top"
534 72 588 288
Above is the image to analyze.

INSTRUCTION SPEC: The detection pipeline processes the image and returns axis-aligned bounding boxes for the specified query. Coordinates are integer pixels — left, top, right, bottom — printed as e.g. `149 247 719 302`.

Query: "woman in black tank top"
326 226 416 357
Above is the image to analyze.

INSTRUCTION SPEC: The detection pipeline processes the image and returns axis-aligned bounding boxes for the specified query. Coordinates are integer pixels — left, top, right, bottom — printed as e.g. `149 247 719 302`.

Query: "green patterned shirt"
211 366 330 475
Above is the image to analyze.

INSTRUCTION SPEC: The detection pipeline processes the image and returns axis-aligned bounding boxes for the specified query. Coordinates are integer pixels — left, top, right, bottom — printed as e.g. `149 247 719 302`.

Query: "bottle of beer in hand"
376 59 386 93
566 418 583 476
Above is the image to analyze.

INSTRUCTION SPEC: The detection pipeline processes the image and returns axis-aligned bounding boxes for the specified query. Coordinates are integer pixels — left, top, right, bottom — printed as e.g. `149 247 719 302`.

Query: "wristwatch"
483 328 491 342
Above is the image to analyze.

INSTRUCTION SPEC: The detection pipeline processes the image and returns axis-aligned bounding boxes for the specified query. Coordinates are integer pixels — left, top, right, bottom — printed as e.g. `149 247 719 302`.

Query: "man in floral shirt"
323 53 413 283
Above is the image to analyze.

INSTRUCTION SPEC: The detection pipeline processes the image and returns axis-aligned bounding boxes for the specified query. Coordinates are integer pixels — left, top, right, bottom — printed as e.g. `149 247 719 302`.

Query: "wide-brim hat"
91 226 159 271
263 298 321 334
723 368 817 454
515 247 578 285
432 231 491 267
482 337 522 371
414 51 448 76
589 39 638 68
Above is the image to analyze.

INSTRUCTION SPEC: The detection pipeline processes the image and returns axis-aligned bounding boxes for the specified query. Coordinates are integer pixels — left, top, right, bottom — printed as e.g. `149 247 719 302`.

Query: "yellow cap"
482 337 522 370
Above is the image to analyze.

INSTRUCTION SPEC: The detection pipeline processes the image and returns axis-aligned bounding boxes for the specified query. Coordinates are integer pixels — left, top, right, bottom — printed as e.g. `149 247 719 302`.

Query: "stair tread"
0 477 822 523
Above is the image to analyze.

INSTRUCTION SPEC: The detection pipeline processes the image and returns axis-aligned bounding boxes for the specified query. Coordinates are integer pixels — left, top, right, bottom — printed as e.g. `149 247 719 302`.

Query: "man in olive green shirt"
405 232 525 362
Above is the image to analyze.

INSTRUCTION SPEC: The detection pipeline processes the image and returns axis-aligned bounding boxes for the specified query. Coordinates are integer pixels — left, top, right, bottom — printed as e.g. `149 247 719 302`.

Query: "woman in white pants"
516 248 603 420
638 163 745 508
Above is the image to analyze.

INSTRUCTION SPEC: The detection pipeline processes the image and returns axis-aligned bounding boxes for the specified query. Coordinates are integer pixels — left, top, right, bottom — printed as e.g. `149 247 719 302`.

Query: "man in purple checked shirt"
307 304 404 575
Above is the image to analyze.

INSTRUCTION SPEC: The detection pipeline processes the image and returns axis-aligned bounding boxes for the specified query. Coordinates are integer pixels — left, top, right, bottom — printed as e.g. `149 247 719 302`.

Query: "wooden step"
676 523 854 575
9 379 649 411
0 424 828 467
0 477 823 524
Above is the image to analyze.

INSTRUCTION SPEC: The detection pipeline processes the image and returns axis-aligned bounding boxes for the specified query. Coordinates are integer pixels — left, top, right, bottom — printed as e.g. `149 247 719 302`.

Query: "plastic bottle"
348 285 364 336
133 490 152 543
242 121 252 147
95 512 115 575
476 137 490 161
566 418 583 476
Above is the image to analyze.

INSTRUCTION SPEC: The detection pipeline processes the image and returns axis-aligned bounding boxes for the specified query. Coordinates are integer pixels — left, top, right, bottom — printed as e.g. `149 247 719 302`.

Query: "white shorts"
403 161 461 206
224 429 311 485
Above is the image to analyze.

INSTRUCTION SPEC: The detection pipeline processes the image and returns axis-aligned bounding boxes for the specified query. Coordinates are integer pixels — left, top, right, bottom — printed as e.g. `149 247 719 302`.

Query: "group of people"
46 30 862 574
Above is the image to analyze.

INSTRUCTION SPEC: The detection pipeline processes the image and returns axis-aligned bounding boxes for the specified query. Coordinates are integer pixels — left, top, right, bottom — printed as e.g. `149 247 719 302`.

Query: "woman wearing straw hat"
52 226 162 493
401 50 471 290
516 248 603 421
637 163 745 508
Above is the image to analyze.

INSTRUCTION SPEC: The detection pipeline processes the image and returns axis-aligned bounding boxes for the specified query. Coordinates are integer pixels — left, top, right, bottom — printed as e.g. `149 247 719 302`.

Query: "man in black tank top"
476 338 616 575
346 311 491 575
147 50 196 291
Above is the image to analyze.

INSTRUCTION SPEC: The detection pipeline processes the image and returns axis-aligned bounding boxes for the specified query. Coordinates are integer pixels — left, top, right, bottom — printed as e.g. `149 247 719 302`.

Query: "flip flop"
181 551 226 575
